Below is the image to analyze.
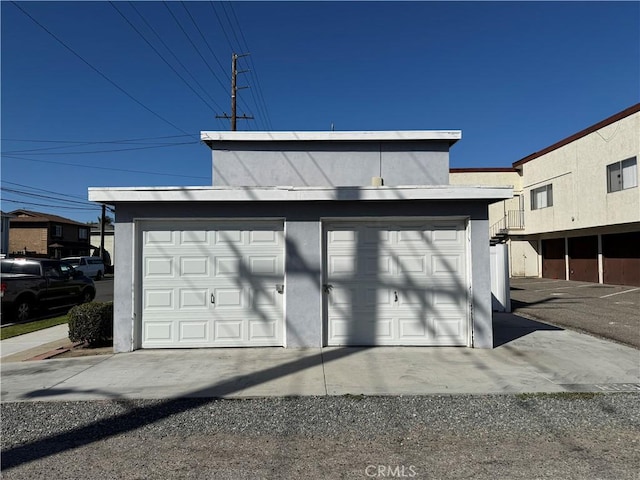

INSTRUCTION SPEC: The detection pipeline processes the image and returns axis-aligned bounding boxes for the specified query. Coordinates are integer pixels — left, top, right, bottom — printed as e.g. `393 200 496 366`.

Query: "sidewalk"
1 324 72 361
1 313 639 402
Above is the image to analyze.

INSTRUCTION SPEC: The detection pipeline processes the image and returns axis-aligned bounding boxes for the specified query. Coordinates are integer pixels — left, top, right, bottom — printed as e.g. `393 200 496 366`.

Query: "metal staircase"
490 210 525 245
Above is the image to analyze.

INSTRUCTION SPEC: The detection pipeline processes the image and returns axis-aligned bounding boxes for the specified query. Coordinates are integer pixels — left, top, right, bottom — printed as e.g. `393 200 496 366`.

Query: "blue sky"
1 1 638 223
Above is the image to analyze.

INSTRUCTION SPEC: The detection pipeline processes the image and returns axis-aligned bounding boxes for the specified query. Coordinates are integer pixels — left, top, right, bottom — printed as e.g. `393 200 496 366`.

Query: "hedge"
68 301 113 346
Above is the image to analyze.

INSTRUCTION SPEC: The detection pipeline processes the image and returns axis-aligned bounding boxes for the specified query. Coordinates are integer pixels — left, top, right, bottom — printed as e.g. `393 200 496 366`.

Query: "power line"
110 1 224 114
0 134 194 144
1 187 96 207
180 2 230 83
10 1 197 138
2 181 91 202
127 1 226 118
2 141 197 155
228 3 272 130
163 2 229 99
2 197 100 211
2 155 210 180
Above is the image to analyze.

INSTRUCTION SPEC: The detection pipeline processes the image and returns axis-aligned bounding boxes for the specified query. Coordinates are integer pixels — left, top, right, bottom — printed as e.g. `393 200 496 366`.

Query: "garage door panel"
325 220 468 346
434 317 464 339
144 289 174 309
142 221 284 348
328 316 393 345
145 230 174 245
145 322 173 342
397 255 427 274
145 257 174 277
179 321 208 341
431 254 464 277
215 320 243 341
249 320 278 340
180 230 208 245
398 318 428 338
180 257 209 276
179 289 209 309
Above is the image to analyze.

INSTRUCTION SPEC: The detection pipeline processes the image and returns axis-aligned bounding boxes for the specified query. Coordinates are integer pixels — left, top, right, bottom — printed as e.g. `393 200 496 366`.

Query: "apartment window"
607 157 638 193
531 184 553 210
52 225 63 238
79 228 88 240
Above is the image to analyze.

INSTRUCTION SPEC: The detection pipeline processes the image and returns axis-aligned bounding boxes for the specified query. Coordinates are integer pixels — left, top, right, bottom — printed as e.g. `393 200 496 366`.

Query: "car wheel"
14 298 33 322
80 289 95 304
95 270 103 281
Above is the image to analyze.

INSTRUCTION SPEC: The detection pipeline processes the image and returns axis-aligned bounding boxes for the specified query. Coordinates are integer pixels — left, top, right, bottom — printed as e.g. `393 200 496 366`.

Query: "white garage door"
325 220 469 346
141 221 284 348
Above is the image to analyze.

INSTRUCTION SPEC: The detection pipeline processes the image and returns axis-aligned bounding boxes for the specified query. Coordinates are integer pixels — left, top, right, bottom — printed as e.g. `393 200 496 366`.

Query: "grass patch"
1 316 68 340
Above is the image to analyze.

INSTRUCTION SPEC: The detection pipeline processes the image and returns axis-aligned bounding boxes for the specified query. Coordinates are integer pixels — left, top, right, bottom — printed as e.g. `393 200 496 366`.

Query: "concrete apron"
1 314 639 402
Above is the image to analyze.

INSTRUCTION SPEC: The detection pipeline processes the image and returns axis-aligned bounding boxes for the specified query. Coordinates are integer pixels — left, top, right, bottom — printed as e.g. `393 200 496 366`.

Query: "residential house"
451 103 640 287
1 211 15 257
88 221 115 269
8 209 92 258
90 131 512 352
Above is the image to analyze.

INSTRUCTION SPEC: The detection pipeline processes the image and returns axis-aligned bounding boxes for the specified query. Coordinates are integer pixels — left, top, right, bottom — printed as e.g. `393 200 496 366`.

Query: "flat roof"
200 130 462 145
89 185 512 204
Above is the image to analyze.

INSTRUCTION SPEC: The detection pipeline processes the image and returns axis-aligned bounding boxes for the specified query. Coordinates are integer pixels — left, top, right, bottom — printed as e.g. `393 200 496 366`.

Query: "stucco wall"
450 171 523 232
112 199 494 352
521 111 639 235
212 141 451 187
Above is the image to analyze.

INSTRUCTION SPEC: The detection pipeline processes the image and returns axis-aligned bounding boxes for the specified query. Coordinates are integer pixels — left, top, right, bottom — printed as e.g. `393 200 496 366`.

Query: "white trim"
597 234 604 284
200 130 462 143
90 185 512 203
564 237 570 280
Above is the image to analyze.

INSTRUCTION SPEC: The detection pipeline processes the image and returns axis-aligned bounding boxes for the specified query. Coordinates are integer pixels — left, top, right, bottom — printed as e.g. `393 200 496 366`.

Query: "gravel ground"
2 393 639 479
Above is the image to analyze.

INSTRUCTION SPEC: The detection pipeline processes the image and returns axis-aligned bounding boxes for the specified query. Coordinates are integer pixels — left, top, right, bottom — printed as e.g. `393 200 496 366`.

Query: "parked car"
1 257 96 322
61 256 105 280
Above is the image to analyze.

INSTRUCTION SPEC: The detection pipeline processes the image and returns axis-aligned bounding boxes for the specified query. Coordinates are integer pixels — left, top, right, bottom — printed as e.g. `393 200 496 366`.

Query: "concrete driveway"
510 278 640 348
1 311 639 402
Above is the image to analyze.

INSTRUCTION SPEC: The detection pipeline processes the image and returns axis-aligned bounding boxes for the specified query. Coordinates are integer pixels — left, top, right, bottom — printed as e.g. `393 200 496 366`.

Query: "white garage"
140 220 285 348
324 219 469 346
90 130 513 352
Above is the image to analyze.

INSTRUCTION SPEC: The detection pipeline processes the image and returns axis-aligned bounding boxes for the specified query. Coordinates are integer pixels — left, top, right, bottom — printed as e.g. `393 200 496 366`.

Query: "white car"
61 256 105 280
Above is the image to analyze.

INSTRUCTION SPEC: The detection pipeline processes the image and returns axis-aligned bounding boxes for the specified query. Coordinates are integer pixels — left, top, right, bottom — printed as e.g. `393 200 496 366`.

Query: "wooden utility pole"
99 204 106 259
216 53 254 130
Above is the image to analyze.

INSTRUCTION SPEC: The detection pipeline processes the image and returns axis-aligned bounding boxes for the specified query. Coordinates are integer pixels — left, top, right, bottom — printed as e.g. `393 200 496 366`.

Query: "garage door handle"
323 284 333 294
394 291 398 302
210 294 215 304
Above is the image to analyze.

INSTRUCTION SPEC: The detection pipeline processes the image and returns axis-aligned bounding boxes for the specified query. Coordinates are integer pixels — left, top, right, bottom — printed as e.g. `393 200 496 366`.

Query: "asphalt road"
93 275 113 303
509 278 640 349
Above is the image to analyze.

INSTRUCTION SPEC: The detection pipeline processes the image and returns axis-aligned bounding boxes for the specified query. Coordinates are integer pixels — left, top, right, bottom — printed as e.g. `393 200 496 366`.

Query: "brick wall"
8 227 48 255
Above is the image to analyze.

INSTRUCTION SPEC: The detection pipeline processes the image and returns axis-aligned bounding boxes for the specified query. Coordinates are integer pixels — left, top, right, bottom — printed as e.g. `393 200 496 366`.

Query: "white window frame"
52 225 63 238
607 157 638 193
78 228 88 240
530 184 553 210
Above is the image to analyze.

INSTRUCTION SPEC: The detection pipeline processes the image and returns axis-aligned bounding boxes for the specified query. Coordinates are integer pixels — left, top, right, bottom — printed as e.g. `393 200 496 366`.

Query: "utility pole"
99 204 105 260
216 53 254 130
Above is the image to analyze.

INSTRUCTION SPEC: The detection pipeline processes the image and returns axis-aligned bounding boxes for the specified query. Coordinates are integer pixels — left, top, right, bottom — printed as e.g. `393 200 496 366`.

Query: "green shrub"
68 302 113 346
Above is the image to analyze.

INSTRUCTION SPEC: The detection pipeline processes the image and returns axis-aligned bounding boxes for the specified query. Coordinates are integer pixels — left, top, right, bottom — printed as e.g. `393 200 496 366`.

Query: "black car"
1 258 96 322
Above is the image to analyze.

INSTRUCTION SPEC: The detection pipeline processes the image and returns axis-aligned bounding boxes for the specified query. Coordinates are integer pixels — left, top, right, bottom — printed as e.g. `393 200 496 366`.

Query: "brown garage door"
542 238 565 280
568 236 598 283
603 232 640 287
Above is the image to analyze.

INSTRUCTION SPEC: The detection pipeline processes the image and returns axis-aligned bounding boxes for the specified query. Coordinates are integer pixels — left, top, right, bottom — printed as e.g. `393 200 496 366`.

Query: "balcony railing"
490 210 525 240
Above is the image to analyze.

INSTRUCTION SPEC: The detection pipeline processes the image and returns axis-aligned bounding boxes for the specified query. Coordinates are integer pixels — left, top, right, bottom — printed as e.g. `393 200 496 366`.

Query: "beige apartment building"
451 103 640 287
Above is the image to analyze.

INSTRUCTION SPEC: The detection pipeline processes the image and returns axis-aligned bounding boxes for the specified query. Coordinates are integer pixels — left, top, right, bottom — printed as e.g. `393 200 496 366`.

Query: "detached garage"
89 131 512 351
